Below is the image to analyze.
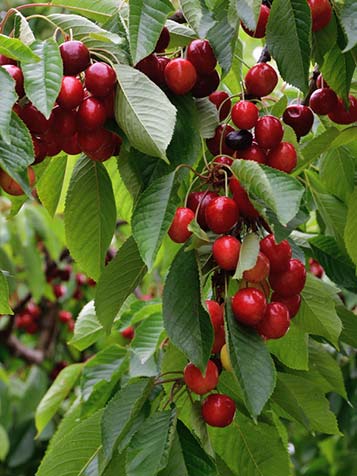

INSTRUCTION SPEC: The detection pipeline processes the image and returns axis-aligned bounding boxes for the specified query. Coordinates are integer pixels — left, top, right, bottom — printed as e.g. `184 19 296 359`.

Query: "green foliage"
0 68 17 144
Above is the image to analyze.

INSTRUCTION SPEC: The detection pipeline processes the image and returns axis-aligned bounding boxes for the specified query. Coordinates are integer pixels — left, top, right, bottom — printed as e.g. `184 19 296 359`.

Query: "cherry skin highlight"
57 76 84 110
60 40 90 75
85 62 117 97
192 70 220 98
309 88 338 115
328 96 357 125
231 288 267 326
2 64 24 97
209 91 231 120
184 360 219 395
205 196 238 234
206 124 235 156
168 207 195 243
283 105 314 138
212 235 241 271
254 116 284 149
77 97 107 131
187 191 219 230
307 0 332 32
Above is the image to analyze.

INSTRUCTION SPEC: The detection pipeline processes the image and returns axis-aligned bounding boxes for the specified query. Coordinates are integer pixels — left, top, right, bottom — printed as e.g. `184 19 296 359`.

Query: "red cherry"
328 95 357 125
60 40 90 75
206 124 235 156
205 196 238 234
50 106 77 137
260 234 292 273
214 155 233 167
32 136 47 164
316 74 329 89
209 91 231 120
85 62 117 97
186 39 217 75
59 265 72 282
192 70 220 98
231 100 259 130
20 103 51 134
241 4 270 38
271 292 301 318
76 273 87 286
156 56 170 88
235 142 266 164
155 27 170 53
232 288 267 326
168 207 195 243
267 142 297 173
256 302 290 339
87 135 119 162
283 105 314 138
270 259 307 297
62 133 81 155
307 0 332 32
67 319 75 332
102 91 115 118
164 58 197 95
229 177 259 218
245 63 278 97
254 115 284 149
121 326 135 340
202 394 236 427
0 167 35 196
309 258 324 278
135 54 161 84
212 325 226 353
0 54 17 65
53 284 66 299
57 76 84 110
187 191 219 230
42 129 62 157
184 360 219 395
309 88 338 115
2 64 24 97
206 300 224 332
26 302 41 319
78 128 113 153
243 252 270 283
212 236 241 271
77 97 107 130
58 310 73 323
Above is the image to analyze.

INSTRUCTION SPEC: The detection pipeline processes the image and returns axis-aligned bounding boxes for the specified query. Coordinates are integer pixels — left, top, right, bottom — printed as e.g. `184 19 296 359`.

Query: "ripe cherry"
231 288 267 325
209 91 231 120
316 74 329 89
245 63 278 97
0 54 17 65
256 302 290 339
212 235 241 271
77 97 107 130
78 128 114 153
243 252 270 283
328 95 357 124
53 283 66 299
87 134 120 162
168 207 195 243
60 40 90 75
254 115 283 149
241 4 270 38
283 105 314 138
225 130 253 151
231 100 259 130
121 326 135 340
270 259 307 297
51 106 77 137
156 56 170 88
202 394 236 427
164 58 197 95
187 191 218 230
62 133 81 155
135 54 161 84
26 302 41 319
58 310 73 323
155 27 170 53
192 70 220 98
212 325 226 353
20 103 51 134
184 360 219 395
235 143 266 164
309 88 338 115
214 155 233 167
102 91 115 118
309 258 324 278
186 39 217 75
42 129 62 157
57 76 84 110
32 136 47 164
271 292 301 318
2 64 24 97
205 196 238 234
85 62 117 97
206 300 224 332
230 178 259 218
206 124 235 156
307 0 332 32
267 142 297 173
260 234 292 273
0 167 35 196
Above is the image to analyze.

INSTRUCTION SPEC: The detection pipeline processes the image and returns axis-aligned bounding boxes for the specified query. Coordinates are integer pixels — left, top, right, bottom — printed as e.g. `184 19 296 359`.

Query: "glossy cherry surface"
267 142 297 173
77 97 107 130
307 0 332 31
212 235 241 271
225 130 253 151
241 4 270 38
206 124 235 156
57 76 84 110
168 207 195 243
230 178 259 218
184 360 219 395
254 115 284 149
192 70 220 98
60 40 90 75
256 302 290 339
271 292 301 318
186 39 217 75
283 105 314 137
231 100 259 130
231 288 267 325
309 87 338 115
164 58 197 95
2 64 24 97
206 300 224 332
245 63 278 97
205 196 238 234
209 91 231 120
269 259 307 297
85 62 117 97
187 191 219 230
202 394 236 427
328 96 357 125
236 143 266 164
155 27 170 52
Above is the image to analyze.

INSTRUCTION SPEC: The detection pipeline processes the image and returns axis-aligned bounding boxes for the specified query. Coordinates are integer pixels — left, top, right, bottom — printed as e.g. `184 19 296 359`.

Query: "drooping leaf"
50 0 119 22
69 301 105 351
0 34 39 62
36 155 68 217
320 44 355 103
344 187 357 267
338 0 357 52
268 321 309 371
14 11 35 45
233 233 259 280
0 270 12 314
236 0 261 30
0 68 17 144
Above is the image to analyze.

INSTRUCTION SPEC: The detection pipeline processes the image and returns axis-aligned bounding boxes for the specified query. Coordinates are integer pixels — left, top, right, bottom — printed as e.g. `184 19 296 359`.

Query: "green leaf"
268 321 309 371
69 301 105 351
295 274 342 347
132 172 178 269
131 312 164 364
35 364 83 435
0 425 9 462
114 64 177 162
312 13 337 64
0 34 39 62
36 155 68 217
271 95 288 118
180 0 204 33
320 148 355 203
195 98 219 139
226 303 276 417
0 68 17 144
344 187 357 267
236 0 261 30
22 39 62 119
14 11 35 45
50 0 119 22
102 378 154 462
337 305 357 347
65 156 116 281
0 270 12 314
338 0 357 52
266 0 311 92
231 159 304 225
126 410 177 476
320 44 355 103
95 237 147 333
129 0 173 64
166 20 197 47
233 232 259 280
163 248 213 371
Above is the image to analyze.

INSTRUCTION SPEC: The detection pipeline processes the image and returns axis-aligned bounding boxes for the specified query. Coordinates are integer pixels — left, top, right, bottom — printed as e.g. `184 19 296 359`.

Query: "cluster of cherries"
15 300 42 334
0 39 122 196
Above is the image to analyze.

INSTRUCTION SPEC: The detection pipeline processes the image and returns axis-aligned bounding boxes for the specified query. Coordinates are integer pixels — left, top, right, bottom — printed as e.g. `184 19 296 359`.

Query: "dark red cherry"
32 136 47 164
87 134 120 162
2 64 24 97
243 252 270 283
231 100 259 130
254 115 283 149
267 142 297 173
271 292 301 318
283 105 314 138
309 88 338 115
20 103 51 134
231 288 267 325
62 133 81 155
121 326 135 340
58 310 73 323
50 106 77 137
53 283 66 299
245 63 278 97
206 300 224 332
260 234 292 273
77 97 107 131
256 302 290 339
206 124 235 156
328 95 357 124
309 258 324 278
241 4 270 38
164 58 197 95
205 196 238 234
102 91 115 118
57 76 84 110
307 0 332 32
212 325 226 353
85 62 117 97
60 40 90 75
187 191 219 230
184 360 219 395
156 56 170 88
202 394 236 427
212 235 241 271
168 207 195 243
316 74 329 89
225 129 253 151
135 54 161 84
214 155 233 167
0 55 17 65
270 259 307 297
186 39 217 75
235 143 266 164
42 129 62 156
155 27 170 53
78 128 113 153
209 91 231 120
230 178 259 218
192 70 220 98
